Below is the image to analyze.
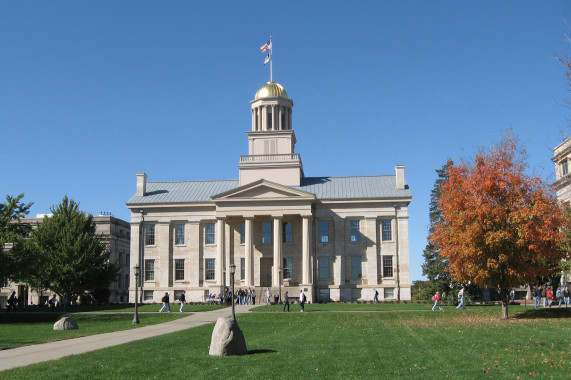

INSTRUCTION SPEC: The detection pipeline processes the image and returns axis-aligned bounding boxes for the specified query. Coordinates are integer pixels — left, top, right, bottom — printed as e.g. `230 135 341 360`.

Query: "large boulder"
209 317 247 356
53 317 79 330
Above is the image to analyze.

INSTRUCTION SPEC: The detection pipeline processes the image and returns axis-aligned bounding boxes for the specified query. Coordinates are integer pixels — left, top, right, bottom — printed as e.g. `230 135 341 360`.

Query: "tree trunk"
500 287 509 320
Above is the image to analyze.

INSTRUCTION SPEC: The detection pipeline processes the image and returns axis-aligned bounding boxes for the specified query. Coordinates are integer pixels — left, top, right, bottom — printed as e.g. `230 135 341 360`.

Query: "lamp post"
278 265 282 303
132 264 140 324
229 264 236 320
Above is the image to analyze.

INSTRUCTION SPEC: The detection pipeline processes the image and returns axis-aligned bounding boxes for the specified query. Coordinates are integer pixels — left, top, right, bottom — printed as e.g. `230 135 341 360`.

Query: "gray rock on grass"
209 317 247 356
53 317 79 330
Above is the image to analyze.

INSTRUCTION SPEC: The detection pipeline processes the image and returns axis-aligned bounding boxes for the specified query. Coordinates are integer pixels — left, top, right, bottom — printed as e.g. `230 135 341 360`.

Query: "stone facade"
553 137 571 285
127 82 412 303
0 214 130 307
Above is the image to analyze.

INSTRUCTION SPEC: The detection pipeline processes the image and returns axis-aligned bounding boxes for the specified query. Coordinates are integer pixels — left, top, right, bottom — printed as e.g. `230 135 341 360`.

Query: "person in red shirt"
546 287 554 307
431 291 443 311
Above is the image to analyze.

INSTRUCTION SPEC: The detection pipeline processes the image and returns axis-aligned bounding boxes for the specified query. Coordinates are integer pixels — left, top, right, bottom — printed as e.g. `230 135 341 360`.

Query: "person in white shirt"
299 290 306 312
266 288 271 305
456 287 466 310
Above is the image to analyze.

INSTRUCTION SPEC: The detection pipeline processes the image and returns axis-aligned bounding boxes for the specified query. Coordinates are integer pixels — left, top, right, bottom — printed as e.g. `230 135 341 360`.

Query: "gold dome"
254 82 289 100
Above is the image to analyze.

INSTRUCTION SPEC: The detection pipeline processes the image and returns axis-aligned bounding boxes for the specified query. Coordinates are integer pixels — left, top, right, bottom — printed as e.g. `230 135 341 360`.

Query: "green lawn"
0 312 186 350
2 305 571 379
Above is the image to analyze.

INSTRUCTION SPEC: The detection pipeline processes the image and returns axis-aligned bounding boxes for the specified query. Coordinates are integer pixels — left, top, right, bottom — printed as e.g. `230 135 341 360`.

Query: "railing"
240 154 301 162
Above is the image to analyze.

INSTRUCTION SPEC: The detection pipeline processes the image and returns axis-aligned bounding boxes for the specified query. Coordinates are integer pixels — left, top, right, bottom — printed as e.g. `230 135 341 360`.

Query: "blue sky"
1 1 570 282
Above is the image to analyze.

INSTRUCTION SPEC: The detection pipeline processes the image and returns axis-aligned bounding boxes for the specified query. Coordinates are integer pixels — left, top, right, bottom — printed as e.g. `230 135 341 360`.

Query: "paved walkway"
0 305 256 372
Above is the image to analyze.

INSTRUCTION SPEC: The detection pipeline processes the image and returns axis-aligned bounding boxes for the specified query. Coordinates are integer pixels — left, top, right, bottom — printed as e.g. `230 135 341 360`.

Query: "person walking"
299 289 306 312
564 286 570 307
533 286 541 308
432 291 443 311
252 289 256 305
556 287 563 307
456 287 466 310
7 291 17 312
159 292 170 313
546 287 553 307
373 288 379 303
541 287 546 307
266 288 271 305
179 291 186 312
283 291 290 312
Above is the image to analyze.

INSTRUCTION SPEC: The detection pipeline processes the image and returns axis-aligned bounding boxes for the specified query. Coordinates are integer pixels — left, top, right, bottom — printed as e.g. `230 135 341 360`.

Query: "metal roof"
126 176 411 206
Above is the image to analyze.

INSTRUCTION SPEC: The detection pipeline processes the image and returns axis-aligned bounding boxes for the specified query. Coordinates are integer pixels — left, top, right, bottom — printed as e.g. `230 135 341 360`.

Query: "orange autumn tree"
430 135 565 319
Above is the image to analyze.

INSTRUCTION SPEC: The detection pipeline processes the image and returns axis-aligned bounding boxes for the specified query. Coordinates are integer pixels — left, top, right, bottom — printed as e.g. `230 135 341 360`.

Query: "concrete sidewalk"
0 305 256 372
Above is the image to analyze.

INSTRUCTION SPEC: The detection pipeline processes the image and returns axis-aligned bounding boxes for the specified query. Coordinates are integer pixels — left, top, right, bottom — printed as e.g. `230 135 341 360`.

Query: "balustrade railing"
240 154 300 162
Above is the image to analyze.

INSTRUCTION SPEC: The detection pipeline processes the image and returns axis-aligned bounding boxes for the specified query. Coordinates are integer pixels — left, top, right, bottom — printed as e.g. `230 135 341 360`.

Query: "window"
118 252 124 266
144 259 155 281
175 259 185 281
126 254 130 267
319 221 329 243
241 258 245 280
383 256 393 277
318 257 330 279
564 160 569 176
145 224 155 245
351 288 361 301
174 290 185 301
205 223 215 245
351 256 362 279
205 258 215 280
283 222 292 243
262 222 272 244
319 288 331 301
384 288 395 299
175 224 185 245
125 274 129 289
117 274 122 289
382 220 392 241
283 258 293 279
350 220 360 242
240 223 245 244
143 290 154 301
267 111 273 130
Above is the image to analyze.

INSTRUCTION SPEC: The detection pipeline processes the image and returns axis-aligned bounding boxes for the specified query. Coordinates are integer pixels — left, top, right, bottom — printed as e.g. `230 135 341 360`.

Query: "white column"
273 217 282 286
365 217 378 285
251 109 256 131
216 218 225 286
302 216 312 284
278 106 283 130
272 105 278 131
224 221 231 287
245 217 254 286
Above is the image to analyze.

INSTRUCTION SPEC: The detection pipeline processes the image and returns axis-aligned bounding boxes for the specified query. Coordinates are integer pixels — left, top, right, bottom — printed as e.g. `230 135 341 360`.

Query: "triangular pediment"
212 179 315 201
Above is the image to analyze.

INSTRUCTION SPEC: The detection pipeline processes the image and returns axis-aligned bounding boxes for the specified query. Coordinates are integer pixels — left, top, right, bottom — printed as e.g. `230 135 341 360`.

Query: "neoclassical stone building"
127 82 412 303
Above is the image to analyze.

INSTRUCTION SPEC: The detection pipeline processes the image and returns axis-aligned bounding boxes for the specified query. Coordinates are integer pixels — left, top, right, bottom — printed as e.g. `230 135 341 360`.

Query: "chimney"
136 173 147 196
395 165 406 190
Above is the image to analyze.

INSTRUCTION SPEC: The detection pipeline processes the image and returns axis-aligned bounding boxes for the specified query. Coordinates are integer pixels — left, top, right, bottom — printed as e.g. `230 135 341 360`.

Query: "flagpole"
269 36 273 82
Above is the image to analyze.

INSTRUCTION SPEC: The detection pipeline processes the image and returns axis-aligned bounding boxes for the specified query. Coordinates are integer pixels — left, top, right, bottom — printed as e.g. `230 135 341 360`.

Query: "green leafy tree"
26 196 118 301
0 194 33 283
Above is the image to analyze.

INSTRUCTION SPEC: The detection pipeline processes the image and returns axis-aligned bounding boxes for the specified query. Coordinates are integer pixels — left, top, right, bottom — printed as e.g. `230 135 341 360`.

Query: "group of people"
533 285 570 308
281 290 307 312
234 288 256 305
432 287 467 311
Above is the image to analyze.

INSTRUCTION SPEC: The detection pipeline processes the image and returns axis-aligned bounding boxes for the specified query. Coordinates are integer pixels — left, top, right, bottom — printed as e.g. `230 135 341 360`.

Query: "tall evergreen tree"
0 194 33 283
25 196 118 302
421 163 454 299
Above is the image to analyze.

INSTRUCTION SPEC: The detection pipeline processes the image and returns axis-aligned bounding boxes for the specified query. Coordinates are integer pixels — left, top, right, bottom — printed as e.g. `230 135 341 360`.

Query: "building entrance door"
261 258 272 287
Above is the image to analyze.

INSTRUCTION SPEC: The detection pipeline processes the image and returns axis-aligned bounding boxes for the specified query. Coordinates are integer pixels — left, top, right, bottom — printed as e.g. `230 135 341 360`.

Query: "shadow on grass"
0 313 63 324
248 349 278 355
513 307 571 319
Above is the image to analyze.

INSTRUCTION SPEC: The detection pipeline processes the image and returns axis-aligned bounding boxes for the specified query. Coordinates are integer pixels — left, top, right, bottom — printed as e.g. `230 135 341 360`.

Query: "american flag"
260 40 271 53
264 53 271 65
